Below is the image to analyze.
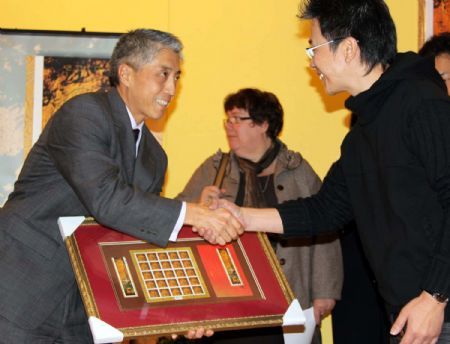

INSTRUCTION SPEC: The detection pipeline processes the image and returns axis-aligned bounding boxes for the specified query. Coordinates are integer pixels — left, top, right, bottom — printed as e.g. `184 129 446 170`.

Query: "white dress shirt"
126 107 185 241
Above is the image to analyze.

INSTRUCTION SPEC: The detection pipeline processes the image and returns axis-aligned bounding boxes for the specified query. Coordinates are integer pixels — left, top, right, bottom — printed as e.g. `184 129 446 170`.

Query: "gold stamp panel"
131 247 210 303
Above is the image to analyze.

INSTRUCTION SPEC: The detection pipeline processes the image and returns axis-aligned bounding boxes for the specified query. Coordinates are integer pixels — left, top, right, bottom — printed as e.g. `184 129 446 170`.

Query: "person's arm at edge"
390 99 450 342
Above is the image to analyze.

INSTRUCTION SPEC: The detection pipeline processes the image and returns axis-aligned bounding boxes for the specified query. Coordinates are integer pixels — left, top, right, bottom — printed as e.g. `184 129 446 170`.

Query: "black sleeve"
407 98 450 296
276 160 354 237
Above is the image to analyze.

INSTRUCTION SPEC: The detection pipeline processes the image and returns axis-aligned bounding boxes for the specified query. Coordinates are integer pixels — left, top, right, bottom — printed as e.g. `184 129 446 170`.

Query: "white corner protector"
58 216 85 239
282 298 306 326
88 316 124 344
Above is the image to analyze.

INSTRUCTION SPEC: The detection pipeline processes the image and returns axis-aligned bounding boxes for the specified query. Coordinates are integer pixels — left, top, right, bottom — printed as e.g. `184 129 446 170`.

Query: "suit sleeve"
46 94 181 247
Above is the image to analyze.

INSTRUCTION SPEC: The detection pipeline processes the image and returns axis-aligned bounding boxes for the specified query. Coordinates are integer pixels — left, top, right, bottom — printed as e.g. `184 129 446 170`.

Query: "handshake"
185 186 245 245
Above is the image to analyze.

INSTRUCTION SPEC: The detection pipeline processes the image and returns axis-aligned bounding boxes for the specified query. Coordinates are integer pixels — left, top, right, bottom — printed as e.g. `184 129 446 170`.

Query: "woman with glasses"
177 88 343 344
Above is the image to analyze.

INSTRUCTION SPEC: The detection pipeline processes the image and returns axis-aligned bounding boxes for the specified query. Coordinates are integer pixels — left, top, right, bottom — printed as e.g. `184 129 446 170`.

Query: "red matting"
69 223 292 334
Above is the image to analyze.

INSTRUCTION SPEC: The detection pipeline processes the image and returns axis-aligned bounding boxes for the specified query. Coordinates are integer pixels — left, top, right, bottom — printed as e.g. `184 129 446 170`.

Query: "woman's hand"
199 186 225 208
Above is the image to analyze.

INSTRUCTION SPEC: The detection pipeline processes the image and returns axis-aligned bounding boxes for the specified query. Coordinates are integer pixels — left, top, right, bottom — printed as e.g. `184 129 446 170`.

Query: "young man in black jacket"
216 0 450 343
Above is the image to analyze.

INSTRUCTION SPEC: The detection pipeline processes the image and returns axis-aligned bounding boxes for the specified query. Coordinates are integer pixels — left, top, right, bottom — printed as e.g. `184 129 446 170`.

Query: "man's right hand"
185 203 244 245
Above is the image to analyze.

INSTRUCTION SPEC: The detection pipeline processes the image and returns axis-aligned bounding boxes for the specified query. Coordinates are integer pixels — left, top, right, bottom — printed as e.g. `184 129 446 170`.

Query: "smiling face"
308 18 349 95
117 48 181 124
224 107 271 162
435 53 450 95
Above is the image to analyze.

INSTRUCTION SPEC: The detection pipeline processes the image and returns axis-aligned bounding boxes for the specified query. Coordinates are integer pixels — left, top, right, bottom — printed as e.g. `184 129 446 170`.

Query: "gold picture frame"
61 219 302 342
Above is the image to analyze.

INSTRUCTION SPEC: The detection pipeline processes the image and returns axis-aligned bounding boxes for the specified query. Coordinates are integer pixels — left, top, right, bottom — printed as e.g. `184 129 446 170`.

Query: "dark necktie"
133 129 140 143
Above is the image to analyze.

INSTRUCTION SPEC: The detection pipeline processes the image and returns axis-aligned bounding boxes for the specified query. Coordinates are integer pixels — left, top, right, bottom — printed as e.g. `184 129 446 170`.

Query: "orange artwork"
197 243 254 298
112 257 138 298
41 57 110 128
433 0 450 34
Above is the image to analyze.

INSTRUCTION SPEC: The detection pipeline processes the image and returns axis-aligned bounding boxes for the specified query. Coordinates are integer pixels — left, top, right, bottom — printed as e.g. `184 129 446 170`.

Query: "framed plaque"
61 218 302 343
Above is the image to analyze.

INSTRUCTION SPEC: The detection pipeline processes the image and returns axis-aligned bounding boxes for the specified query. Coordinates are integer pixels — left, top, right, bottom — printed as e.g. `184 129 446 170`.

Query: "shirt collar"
126 106 144 131
126 106 144 157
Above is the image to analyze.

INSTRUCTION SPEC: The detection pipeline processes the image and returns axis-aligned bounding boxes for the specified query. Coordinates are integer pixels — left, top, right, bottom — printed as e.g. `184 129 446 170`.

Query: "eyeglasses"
306 37 346 59
223 116 252 125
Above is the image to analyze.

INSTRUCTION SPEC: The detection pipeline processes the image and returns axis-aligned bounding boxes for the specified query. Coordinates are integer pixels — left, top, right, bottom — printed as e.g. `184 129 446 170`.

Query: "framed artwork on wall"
26 55 111 154
59 218 303 343
0 29 120 206
418 0 450 47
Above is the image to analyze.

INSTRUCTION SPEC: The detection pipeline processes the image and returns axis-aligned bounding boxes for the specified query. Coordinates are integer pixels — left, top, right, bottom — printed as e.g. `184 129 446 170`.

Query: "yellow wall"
164 0 420 196
0 1 420 343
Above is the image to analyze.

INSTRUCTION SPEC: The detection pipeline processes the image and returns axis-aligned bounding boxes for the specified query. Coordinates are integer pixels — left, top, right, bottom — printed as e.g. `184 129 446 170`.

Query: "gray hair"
109 28 183 86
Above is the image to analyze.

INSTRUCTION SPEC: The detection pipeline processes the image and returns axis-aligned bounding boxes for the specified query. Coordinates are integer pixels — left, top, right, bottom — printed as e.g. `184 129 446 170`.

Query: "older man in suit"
0 29 242 343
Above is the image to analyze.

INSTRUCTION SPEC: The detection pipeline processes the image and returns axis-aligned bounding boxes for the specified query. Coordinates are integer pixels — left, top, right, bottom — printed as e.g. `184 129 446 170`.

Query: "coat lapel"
107 89 136 184
133 127 166 193
106 89 167 193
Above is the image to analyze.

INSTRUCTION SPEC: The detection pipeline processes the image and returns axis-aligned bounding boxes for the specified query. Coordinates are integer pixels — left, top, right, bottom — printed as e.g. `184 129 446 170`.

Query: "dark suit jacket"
0 88 181 329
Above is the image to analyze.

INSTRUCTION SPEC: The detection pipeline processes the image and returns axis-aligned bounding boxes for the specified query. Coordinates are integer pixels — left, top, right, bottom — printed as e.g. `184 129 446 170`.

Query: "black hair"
419 32 450 58
299 0 397 72
109 29 183 87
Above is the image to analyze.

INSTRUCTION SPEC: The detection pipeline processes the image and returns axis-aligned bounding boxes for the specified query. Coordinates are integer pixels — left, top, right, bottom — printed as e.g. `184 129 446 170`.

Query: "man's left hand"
390 291 446 343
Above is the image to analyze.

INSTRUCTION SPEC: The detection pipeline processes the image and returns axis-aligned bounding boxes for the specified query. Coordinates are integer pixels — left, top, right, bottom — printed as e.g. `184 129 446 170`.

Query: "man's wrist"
185 203 205 226
425 290 449 304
